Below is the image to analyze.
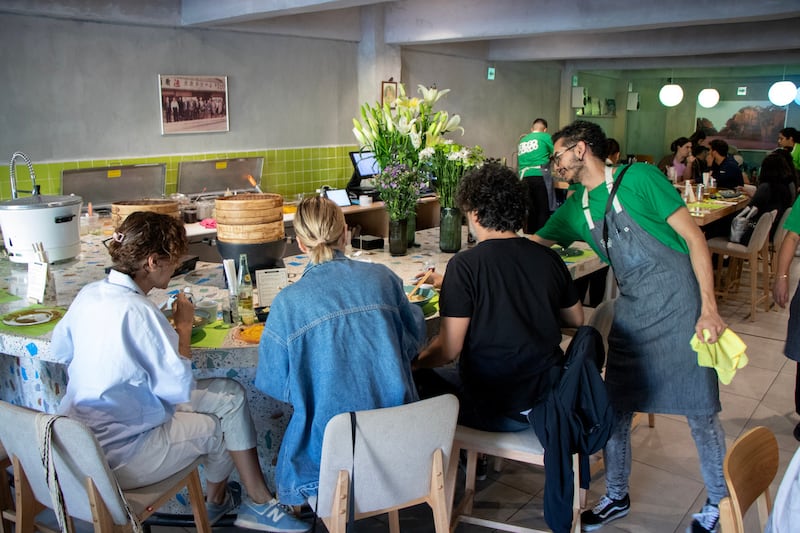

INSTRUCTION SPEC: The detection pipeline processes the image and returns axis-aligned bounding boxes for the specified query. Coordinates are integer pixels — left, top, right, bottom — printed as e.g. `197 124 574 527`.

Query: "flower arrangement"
372 163 428 221
420 142 485 208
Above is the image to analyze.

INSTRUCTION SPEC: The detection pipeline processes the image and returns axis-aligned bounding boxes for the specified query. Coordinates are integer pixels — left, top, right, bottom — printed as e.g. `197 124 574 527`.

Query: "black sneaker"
793 421 800 442
581 494 630 531
459 452 490 481
685 502 719 533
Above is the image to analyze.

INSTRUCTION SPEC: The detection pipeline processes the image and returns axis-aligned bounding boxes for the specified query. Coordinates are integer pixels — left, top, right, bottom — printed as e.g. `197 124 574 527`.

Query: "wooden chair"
634 154 654 164
316 394 459 533
447 425 581 533
0 401 211 533
718 426 779 533
0 443 13 533
707 210 776 321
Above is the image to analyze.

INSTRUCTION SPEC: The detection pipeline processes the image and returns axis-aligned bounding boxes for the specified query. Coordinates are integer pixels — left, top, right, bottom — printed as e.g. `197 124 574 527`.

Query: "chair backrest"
719 426 779 533
316 394 459 518
746 210 777 252
0 401 132 525
773 207 792 249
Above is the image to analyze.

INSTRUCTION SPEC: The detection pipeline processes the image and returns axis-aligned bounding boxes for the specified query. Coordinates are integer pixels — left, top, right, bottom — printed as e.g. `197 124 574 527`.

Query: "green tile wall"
0 145 359 201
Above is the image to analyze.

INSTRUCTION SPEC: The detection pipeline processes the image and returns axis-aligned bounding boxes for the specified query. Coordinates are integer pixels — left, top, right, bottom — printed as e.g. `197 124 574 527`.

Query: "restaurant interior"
1 1 800 532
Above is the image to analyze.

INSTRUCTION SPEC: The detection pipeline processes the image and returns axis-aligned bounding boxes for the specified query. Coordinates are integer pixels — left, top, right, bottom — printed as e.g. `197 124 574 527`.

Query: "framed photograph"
695 100 786 150
159 75 229 135
381 80 398 108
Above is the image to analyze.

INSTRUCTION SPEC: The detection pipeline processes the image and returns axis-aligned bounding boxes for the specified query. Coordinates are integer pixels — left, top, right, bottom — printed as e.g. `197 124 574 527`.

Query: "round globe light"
697 88 720 108
794 87 800 106
768 80 797 106
659 83 684 107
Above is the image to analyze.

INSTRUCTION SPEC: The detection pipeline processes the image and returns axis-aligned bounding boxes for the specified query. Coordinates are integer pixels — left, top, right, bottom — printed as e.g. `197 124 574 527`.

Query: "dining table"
685 194 750 226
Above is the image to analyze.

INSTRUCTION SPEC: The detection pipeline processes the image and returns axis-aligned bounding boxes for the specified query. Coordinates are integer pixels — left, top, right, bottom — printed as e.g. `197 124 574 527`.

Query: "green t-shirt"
518 131 553 177
537 163 688 262
784 195 800 234
792 144 800 173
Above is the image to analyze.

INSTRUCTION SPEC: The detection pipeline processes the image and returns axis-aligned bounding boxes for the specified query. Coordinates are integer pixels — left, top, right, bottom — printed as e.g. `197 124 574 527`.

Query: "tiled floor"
155 261 800 533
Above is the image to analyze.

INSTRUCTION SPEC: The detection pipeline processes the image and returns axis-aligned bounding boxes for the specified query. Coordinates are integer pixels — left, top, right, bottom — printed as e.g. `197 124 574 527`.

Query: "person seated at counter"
255 196 426 508
412 162 583 529
51 211 309 533
709 138 745 190
656 136 694 183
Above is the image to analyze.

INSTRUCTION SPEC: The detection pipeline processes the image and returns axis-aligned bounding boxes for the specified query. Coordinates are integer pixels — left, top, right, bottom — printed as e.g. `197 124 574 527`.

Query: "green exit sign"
487 67 495 80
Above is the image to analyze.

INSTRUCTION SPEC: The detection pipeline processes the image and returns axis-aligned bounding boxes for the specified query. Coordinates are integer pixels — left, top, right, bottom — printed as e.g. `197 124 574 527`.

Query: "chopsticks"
408 269 433 298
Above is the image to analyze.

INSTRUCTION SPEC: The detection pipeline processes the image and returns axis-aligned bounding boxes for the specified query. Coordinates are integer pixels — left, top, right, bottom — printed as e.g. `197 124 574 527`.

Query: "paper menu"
255 268 288 308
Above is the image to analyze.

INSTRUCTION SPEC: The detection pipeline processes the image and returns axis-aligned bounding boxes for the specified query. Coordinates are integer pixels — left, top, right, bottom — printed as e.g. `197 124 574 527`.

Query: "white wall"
0 13 359 161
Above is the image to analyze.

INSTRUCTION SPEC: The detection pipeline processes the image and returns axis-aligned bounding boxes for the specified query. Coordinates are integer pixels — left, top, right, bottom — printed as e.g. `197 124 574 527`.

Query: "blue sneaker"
206 481 242 525
234 497 310 532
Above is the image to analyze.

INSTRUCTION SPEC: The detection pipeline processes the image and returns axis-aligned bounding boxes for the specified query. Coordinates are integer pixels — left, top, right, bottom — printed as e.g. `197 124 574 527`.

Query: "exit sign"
487 67 495 80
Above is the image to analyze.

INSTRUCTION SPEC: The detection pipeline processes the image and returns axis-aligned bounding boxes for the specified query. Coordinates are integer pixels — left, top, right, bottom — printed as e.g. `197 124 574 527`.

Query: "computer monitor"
347 151 381 191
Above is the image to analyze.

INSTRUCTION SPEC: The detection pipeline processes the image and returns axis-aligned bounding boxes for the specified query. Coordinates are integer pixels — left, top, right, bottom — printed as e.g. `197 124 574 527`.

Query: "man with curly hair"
413 161 583 434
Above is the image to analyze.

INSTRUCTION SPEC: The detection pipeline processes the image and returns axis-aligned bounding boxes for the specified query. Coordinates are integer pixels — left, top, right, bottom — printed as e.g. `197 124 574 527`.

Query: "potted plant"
371 163 427 255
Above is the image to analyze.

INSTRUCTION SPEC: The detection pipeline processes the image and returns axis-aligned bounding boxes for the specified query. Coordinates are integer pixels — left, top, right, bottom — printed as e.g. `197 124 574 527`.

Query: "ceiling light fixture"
769 80 797 106
697 88 720 108
659 78 684 107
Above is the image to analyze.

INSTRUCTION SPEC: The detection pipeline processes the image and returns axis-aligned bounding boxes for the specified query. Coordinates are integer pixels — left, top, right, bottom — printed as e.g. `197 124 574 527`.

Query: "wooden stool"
0 443 12 533
446 425 581 533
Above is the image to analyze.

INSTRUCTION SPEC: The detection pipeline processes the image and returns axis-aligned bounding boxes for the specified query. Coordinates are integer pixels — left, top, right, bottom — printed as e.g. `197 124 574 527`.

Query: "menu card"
27 261 48 303
255 268 288 308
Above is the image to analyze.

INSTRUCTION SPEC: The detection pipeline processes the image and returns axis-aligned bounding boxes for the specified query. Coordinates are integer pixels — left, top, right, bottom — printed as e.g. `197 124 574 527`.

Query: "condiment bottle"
237 254 255 325
183 286 194 305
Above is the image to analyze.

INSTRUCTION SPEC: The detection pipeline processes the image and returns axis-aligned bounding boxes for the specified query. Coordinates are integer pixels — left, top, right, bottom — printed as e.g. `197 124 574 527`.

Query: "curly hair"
107 211 187 275
456 162 527 232
552 120 607 160
293 196 346 264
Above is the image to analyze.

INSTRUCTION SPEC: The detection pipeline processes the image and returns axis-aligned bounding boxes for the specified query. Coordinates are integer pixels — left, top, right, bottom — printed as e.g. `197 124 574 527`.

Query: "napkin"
690 328 748 385
0 305 66 336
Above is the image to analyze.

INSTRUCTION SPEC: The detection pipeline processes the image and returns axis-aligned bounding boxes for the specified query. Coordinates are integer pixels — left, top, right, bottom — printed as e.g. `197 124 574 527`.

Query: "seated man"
709 138 744 190
51 211 308 532
255 196 426 508
413 160 583 443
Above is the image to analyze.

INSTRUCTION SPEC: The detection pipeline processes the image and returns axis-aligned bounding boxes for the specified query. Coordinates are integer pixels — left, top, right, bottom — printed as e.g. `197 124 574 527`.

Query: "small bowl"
404 285 435 307
195 299 218 314
163 308 211 329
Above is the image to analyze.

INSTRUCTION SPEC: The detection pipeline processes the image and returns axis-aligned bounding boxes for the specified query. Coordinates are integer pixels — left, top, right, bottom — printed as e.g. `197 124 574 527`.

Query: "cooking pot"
0 194 82 263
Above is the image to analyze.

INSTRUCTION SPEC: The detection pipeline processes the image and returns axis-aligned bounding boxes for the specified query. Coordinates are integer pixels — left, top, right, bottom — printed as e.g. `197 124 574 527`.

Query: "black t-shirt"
440 237 580 414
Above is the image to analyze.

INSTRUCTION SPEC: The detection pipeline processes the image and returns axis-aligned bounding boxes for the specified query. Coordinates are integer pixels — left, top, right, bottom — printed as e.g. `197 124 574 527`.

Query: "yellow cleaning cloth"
690 328 748 385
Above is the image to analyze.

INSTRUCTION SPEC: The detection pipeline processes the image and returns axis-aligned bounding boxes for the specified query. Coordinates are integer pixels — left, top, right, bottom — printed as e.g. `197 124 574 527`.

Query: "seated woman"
740 152 795 239
52 211 309 532
255 196 426 507
657 136 694 183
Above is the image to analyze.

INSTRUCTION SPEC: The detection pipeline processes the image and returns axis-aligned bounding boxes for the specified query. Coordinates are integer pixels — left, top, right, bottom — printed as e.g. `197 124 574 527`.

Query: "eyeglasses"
550 143 578 165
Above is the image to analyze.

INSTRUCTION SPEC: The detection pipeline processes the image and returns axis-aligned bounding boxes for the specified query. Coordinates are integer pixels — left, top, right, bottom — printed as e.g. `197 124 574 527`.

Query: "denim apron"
585 167 720 415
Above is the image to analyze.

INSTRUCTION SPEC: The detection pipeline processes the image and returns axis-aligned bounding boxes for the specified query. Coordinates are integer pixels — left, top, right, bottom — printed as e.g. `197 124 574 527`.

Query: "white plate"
3 310 56 326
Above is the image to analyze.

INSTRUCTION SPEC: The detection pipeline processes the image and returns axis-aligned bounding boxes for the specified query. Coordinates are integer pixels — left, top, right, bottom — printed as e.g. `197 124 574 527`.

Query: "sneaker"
794 421 800 442
581 494 630 531
459 451 489 481
234 497 310 532
206 481 242 525
686 502 719 533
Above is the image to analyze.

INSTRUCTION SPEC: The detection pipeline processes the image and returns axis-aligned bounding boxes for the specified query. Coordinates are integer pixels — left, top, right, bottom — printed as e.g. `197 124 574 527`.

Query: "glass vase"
439 207 462 253
406 211 417 247
388 218 408 256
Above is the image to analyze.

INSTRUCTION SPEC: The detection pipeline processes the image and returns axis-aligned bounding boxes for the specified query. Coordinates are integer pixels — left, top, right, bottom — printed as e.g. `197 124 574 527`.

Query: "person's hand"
695 310 726 344
172 292 195 331
414 270 444 289
774 276 791 308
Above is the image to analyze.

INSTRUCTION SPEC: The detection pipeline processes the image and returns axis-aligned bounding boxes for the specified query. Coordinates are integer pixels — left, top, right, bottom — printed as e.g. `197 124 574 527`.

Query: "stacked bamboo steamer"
215 193 284 243
111 200 180 227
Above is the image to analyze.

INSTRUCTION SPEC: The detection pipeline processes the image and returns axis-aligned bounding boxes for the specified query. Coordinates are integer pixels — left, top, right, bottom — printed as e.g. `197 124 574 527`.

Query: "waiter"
533 120 727 533
518 118 554 234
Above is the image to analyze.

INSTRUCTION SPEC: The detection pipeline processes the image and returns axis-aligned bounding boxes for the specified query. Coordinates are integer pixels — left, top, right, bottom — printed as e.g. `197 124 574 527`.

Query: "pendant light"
769 80 797 106
659 76 684 107
697 88 720 108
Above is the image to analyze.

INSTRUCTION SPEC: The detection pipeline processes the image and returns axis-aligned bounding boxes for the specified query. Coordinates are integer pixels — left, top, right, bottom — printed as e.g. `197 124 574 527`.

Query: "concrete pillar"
358 4 401 109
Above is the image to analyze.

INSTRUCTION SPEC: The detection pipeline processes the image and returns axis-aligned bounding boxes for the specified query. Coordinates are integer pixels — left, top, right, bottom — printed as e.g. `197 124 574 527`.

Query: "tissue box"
351 235 384 250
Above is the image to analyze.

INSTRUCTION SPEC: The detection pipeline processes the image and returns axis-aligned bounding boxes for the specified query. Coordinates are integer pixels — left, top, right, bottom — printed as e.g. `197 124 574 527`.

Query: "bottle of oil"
237 253 255 325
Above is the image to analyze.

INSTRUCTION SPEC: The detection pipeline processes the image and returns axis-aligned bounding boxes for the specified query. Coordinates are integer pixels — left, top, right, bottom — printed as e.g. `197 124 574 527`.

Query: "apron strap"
601 165 632 262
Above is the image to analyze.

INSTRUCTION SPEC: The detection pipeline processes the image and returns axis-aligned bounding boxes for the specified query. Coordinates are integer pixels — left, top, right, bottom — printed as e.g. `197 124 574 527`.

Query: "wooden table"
686 196 749 226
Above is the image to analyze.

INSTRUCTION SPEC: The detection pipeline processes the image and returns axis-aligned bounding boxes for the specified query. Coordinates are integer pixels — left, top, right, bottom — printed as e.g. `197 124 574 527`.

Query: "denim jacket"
255 251 425 505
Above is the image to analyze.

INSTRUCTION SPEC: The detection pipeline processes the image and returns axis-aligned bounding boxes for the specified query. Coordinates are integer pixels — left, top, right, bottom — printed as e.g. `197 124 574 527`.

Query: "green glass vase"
439 207 462 253
388 218 409 256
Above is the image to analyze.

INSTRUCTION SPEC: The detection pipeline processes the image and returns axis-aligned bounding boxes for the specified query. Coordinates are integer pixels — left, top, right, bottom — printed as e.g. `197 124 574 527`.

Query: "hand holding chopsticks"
408 269 433 298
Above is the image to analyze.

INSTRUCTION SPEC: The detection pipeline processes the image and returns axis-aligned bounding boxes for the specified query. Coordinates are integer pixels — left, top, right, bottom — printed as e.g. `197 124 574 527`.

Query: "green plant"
420 143 485 208
372 163 427 220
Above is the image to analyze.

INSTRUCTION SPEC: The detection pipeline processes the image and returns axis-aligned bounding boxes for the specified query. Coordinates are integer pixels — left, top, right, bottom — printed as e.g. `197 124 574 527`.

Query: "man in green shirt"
518 118 554 234
533 120 726 533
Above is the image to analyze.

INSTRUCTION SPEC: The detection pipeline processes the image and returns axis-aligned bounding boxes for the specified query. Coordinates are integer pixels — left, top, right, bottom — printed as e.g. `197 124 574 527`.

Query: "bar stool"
0 443 12 533
447 425 581 533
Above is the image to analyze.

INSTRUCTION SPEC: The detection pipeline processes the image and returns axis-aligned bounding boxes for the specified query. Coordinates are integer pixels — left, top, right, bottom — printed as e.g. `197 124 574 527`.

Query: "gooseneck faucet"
9 151 39 199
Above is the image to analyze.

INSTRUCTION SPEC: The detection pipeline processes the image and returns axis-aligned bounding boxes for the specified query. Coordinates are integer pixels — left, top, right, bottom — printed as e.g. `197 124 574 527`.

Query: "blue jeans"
604 410 727 504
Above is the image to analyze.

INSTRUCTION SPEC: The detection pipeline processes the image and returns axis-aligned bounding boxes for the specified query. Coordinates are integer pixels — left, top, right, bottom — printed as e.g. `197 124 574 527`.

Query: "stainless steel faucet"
9 151 38 199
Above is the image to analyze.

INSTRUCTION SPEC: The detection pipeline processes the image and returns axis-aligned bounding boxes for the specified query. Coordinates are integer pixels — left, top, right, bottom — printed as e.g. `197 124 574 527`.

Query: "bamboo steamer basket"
215 193 285 244
111 200 180 227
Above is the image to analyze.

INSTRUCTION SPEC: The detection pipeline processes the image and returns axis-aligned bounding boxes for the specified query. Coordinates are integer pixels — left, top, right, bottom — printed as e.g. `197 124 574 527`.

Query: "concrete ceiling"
5 0 800 76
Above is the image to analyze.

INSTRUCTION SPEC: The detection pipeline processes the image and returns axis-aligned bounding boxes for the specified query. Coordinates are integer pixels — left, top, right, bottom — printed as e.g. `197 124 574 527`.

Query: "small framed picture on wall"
382 80 398 108
159 75 229 135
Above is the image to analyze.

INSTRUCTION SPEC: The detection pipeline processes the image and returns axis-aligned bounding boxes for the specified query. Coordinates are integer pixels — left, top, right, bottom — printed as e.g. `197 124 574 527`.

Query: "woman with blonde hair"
255 196 426 507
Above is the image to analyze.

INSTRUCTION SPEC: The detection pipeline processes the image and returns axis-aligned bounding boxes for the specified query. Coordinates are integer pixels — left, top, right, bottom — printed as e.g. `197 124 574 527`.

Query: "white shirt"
51 269 193 467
